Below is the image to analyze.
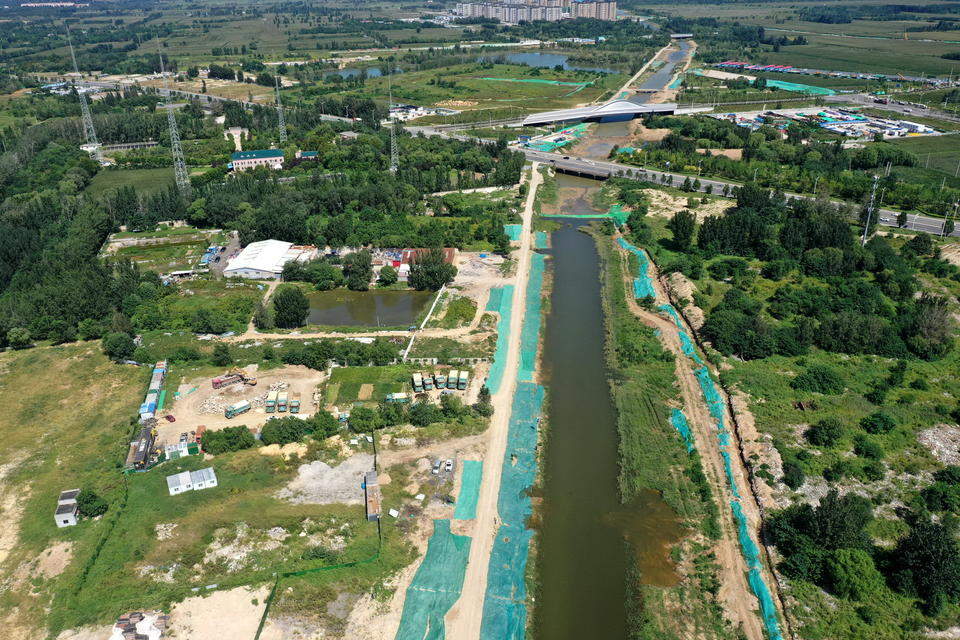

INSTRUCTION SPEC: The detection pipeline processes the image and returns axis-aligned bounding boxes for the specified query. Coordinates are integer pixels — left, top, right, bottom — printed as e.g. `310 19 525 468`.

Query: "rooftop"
224 240 318 276
58 488 80 503
55 503 77 515
190 467 217 484
230 149 285 161
166 471 192 491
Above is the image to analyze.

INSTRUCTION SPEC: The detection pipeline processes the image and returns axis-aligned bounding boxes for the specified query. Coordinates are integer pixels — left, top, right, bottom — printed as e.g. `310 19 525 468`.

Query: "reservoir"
535 175 681 639
305 289 433 327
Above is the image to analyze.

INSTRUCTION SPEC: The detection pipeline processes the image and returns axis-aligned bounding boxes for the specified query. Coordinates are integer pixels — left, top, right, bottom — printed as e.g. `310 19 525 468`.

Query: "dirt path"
445 163 542 640
614 237 780 640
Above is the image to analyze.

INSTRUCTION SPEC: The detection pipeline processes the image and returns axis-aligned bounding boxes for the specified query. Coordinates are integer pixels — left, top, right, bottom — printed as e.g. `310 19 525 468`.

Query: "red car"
164 415 176 422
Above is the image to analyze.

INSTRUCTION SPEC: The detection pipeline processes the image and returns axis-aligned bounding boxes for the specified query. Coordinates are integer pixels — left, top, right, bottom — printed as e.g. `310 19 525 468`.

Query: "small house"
166 471 192 496
190 467 218 491
54 489 80 528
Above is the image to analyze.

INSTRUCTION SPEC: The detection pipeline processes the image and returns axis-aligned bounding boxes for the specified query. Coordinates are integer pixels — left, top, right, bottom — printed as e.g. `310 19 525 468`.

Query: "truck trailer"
412 372 424 393
225 400 251 419
458 370 469 390
290 392 301 413
277 391 288 412
447 370 459 390
265 390 278 413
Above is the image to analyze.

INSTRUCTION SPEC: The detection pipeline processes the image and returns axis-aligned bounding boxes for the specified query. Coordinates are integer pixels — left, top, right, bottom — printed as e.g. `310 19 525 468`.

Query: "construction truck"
447 370 459 390
278 391 289 412
412 372 424 393
195 425 206 444
265 390 278 413
434 372 447 389
458 370 469 390
212 370 258 389
423 374 434 391
225 400 251 419
290 392 301 414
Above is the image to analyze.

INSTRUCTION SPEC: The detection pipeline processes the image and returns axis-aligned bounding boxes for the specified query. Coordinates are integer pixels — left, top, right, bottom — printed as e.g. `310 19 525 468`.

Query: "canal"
535 175 682 639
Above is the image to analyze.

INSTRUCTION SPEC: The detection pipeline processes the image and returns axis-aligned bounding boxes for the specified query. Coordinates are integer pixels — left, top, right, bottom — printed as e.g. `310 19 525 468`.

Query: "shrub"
261 416 307 446
791 365 845 394
806 417 844 447
202 425 256 454
76 490 108 518
101 332 135 360
853 435 884 460
211 343 232 367
782 461 805 489
825 549 885 600
860 411 896 435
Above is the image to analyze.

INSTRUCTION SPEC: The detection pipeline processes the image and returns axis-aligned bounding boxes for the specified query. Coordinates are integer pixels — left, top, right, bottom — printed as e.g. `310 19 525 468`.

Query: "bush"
825 549 885 600
347 406 381 433
261 416 307 445
7 327 32 350
378 265 398 286
211 343 232 367
790 365 845 394
860 411 896 435
102 332 135 361
202 425 256 454
806 417 844 447
76 489 108 518
853 435 884 460
782 461 805 489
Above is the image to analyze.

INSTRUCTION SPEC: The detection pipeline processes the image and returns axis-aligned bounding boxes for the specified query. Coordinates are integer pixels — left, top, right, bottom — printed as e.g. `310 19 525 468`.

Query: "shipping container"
265 390 278 413
458 370 469 390
385 392 409 403
447 370 459 390
225 400 251 418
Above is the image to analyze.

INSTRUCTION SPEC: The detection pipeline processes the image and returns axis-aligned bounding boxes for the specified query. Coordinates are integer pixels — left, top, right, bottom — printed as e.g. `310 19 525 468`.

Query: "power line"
156 37 191 200
66 28 102 165
388 69 398 173
274 74 287 145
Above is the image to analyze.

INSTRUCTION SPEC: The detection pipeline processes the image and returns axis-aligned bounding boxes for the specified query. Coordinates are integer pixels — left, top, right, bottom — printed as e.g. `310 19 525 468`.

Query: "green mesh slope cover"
670 408 695 452
480 382 544 640
485 285 515 394
518 253 545 383
658 304 703 363
504 224 523 242
454 460 483 520
534 231 548 249
617 237 657 299
395 519 472 640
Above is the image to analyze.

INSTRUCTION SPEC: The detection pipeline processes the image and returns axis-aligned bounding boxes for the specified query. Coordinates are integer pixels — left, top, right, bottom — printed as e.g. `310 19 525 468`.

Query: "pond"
306 289 434 327
477 52 618 74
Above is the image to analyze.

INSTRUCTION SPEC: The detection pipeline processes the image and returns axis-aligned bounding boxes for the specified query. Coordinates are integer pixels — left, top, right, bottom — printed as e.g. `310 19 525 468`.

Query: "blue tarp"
518 253 545 383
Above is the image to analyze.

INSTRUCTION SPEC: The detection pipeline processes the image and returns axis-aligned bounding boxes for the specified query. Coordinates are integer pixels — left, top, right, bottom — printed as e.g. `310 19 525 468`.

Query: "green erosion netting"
617 238 657 299
732 501 785 640
157 390 166 410
766 79 835 95
658 304 703 363
504 224 523 242
669 408 695 452
485 285 515 394
526 123 591 152
518 253 545 383
480 381 545 640
691 364 783 640
608 204 630 226
395 519 472 640
454 460 483 520
534 231 548 249
668 74 684 89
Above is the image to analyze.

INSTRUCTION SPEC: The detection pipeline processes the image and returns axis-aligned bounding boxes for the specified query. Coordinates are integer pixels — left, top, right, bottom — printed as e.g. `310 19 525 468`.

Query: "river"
535 174 682 639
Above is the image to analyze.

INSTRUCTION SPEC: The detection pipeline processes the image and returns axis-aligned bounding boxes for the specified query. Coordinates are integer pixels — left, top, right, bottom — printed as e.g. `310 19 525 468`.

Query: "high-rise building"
570 0 617 20
454 0 614 22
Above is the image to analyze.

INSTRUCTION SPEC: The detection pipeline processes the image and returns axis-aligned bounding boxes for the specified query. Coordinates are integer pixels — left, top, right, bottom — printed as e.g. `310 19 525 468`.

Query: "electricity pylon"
66 28 102 164
388 70 398 173
156 38 191 199
275 75 287 145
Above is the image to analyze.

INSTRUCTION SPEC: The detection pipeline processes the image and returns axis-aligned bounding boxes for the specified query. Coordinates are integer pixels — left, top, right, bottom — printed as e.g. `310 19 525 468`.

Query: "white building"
223 240 319 280
54 489 80 528
166 467 218 496
229 149 285 171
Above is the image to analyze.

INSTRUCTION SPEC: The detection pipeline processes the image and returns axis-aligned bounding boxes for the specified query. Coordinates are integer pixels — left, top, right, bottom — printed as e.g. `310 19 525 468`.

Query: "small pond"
306 289 434 327
477 52 618 74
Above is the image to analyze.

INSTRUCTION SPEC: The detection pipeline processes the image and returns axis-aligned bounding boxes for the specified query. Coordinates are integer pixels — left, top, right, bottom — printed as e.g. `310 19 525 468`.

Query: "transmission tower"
388 71 398 173
66 28 102 164
861 174 879 247
274 75 287 145
156 38 191 199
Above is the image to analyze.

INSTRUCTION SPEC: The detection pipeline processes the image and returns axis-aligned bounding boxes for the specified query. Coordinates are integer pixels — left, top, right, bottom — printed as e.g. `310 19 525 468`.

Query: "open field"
324 364 411 408
888 134 960 177
86 168 175 198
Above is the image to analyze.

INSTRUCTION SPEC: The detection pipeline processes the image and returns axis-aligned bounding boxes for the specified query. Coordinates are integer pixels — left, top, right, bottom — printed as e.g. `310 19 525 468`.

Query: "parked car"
444 459 454 472
432 460 441 475
165 415 176 422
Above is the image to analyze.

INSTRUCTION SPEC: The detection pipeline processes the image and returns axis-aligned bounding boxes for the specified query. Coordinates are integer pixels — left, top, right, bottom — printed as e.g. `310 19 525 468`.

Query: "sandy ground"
664 272 705 330
278 454 374 505
644 189 734 223
615 236 781 640
942 243 960 267
445 163 541 640
698 148 744 161
159 365 326 445
37 541 74 579
169 586 281 640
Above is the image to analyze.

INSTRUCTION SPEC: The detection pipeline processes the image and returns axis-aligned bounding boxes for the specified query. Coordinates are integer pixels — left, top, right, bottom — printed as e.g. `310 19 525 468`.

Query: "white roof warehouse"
223 240 319 280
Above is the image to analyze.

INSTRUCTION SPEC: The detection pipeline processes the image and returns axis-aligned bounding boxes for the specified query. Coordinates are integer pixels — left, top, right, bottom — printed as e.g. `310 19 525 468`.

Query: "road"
518 148 960 236
445 162 541 640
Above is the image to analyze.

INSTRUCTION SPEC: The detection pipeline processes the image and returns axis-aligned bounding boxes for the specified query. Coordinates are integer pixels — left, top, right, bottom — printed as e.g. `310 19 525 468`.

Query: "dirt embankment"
644 189 734 223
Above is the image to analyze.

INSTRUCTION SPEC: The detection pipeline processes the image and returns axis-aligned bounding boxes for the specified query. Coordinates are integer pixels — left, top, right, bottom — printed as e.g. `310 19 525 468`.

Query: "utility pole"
388 69 398 174
66 28 102 164
861 174 879 247
274 74 287 145
156 37 191 200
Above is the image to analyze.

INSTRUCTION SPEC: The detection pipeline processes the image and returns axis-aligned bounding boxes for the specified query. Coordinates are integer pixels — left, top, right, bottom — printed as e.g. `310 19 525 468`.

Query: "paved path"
445 162 541 640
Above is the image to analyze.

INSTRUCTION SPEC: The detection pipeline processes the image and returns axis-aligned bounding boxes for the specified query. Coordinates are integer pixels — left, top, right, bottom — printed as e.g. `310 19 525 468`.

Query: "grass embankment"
595 231 734 639
0 343 417 636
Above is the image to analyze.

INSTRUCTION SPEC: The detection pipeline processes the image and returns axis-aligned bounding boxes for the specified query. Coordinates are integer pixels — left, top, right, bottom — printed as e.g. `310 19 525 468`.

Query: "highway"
517 148 959 237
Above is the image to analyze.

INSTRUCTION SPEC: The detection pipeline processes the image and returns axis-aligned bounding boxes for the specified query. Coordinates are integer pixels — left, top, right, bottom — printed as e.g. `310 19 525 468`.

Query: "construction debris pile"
197 380 290 415
111 611 167 640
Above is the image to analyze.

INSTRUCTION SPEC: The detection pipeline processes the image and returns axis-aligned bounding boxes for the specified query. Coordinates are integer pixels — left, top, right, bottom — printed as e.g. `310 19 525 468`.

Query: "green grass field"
86 168 175 198
889 134 960 176
325 365 413 406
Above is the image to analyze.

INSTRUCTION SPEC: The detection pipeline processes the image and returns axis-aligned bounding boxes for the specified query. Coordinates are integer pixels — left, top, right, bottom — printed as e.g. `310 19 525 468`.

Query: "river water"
535 175 682 640
305 289 433 326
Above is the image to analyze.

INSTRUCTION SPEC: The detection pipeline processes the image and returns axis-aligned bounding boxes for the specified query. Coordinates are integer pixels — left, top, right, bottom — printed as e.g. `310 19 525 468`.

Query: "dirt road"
445 163 542 639
615 237 784 640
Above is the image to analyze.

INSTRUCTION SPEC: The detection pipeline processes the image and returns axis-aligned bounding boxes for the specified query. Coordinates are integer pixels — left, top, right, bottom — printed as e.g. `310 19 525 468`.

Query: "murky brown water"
535 176 682 639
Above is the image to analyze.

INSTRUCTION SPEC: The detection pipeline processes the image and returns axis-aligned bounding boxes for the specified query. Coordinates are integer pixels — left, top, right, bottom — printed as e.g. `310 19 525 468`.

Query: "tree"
253 301 275 330
7 327 31 350
261 416 307 445
348 406 381 433
409 249 457 291
825 549 885 600
378 265 398 286
311 410 341 439
77 318 105 341
897 209 908 228
211 343 232 367
893 519 960 613
667 209 697 250
408 401 442 426
76 489 108 518
202 425 256 454
806 417 844 447
272 285 309 328
790 365 845 394
342 250 373 291
860 411 895 434
102 332 135 361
